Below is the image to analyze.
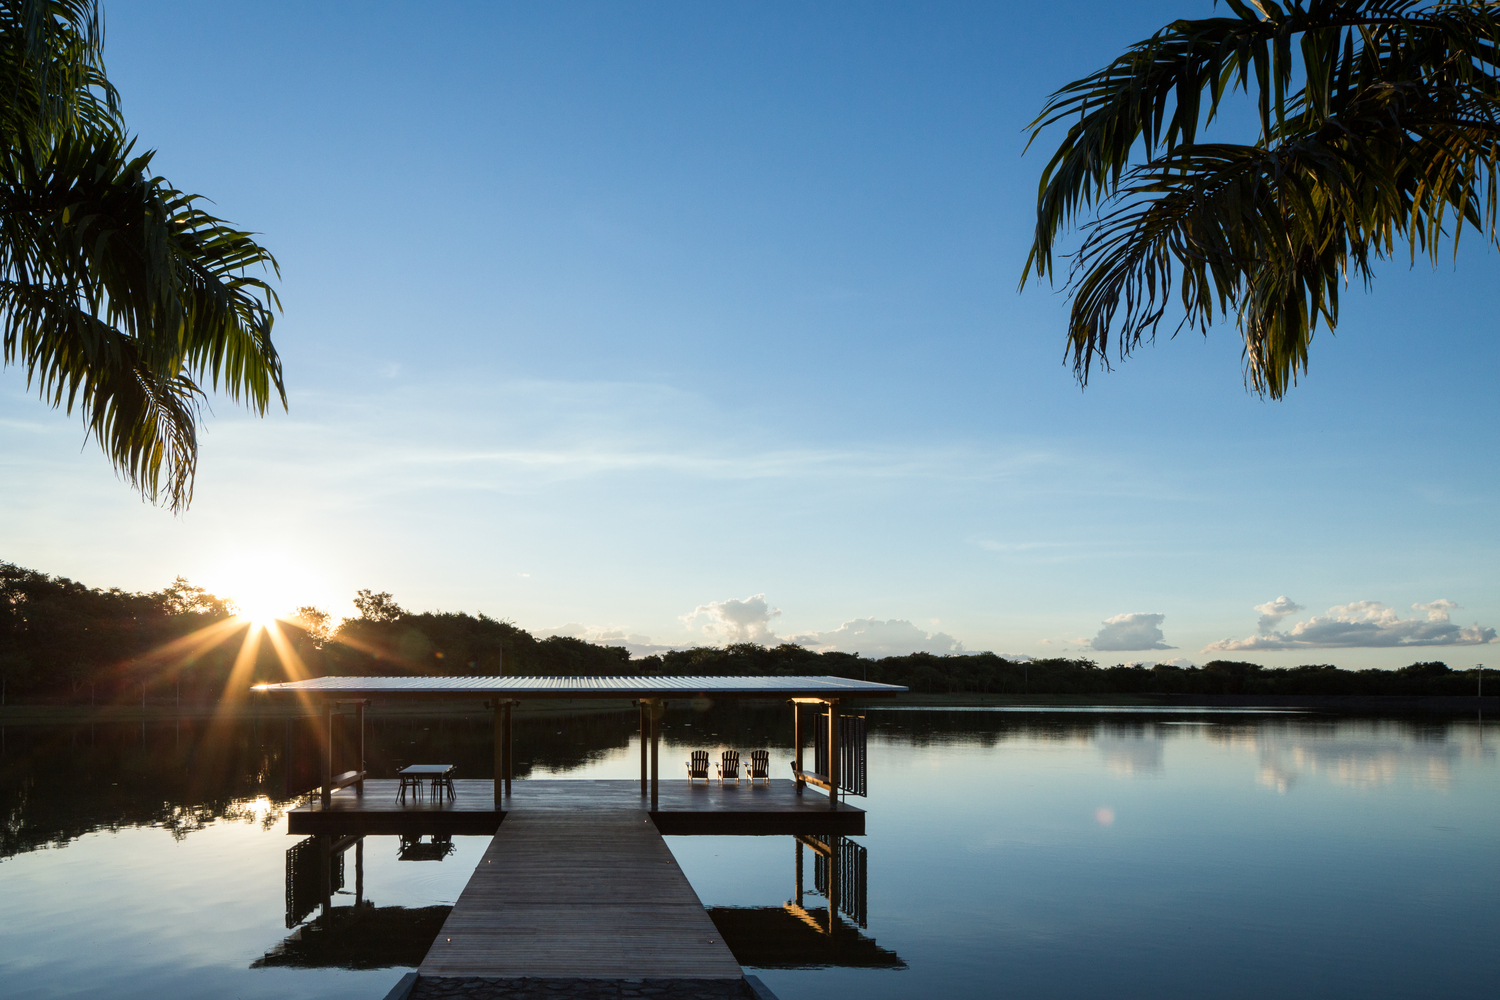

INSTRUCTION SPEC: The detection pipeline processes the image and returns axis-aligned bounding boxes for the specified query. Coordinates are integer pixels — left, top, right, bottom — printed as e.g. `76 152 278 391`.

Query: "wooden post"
826 698 839 809
501 704 513 803
639 701 648 796
503 701 513 796
355 837 364 906
792 702 803 794
321 701 333 808
355 701 365 797
794 839 804 907
319 833 332 917
827 837 841 931
649 699 661 812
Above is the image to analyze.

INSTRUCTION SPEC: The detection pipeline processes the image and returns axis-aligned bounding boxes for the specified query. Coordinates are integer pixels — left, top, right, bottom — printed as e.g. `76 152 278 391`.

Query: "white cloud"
1090 612 1175 651
1121 656 1198 668
1254 595 1305 634
1204 599 1498 651
682 593 782 644
534 622 682 658
787 618 965 657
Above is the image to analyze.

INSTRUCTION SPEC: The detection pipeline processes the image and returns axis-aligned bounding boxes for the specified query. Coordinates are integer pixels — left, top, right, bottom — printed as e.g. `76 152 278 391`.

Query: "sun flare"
207 555 306 628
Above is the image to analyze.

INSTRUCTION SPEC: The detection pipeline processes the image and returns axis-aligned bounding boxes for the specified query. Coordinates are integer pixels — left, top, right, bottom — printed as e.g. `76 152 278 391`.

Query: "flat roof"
252 674 906 700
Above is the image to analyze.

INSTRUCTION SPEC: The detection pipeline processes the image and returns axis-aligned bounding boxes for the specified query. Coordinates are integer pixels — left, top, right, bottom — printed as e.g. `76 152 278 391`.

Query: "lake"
1 706 1495 999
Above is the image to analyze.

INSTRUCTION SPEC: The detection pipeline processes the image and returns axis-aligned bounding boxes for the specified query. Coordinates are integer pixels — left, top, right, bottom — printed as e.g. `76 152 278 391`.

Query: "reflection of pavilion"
264 830 903 972
708 834 905 970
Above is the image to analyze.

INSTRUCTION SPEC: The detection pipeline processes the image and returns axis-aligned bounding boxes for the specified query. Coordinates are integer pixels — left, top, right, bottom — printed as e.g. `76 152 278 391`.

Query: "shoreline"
1 691 1494 725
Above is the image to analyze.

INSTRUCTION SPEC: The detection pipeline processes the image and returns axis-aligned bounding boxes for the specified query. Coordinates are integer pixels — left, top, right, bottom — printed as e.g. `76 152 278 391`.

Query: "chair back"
720 749 740 777
688 750 710 777
748 749 770 777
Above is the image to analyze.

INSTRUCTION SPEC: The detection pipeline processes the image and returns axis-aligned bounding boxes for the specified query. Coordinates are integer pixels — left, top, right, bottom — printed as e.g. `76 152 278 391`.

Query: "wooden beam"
503 701 513 797
827 697 840 809
792 702 803 793
355 701 365 796
638 701 648 796
649 699 661 812
322 701 333 808
501 701 513 809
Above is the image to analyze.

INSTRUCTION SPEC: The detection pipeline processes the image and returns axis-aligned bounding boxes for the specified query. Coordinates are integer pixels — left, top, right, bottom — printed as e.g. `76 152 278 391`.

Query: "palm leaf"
1025 0 1500 397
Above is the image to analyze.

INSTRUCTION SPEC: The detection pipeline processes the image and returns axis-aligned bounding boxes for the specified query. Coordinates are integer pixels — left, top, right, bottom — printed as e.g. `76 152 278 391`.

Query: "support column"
493 700 515 803
503 701 513 797
794 839 804 907
355 701 365 797
321 701 333 808
826 698 840 809
827 838 841 932
792 702 803 793
319 833 332 917
639 701 648 796
355 837 364 906
649 699 661 812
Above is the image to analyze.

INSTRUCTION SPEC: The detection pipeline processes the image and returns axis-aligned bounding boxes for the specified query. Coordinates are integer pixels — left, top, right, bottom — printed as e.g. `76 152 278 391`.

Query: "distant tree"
1024 1 1500 397
153 576 230 617
352 589 405 623
0 0 283 510
293 606 332 647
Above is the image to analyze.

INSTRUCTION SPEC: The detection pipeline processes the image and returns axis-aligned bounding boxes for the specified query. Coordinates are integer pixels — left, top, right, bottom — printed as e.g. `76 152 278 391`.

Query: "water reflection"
254 904 452 970
1 707 1495 1000
3 710 1493 861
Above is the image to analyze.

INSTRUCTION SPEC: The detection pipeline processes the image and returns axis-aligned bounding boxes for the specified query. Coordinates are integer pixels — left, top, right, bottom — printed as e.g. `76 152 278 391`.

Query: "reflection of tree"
0 719 293 857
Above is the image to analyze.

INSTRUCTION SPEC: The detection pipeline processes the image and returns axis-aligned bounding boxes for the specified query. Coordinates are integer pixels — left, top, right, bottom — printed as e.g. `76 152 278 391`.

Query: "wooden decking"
287 778 864 836
417 809 743 979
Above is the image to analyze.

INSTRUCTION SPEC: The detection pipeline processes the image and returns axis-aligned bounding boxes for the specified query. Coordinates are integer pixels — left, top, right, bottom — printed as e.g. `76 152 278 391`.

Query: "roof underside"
252 674 906 700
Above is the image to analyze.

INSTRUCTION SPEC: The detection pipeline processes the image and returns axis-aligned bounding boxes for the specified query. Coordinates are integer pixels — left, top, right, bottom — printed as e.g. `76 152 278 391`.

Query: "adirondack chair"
716 749 741 783
746 749 771 783
686 750 711 782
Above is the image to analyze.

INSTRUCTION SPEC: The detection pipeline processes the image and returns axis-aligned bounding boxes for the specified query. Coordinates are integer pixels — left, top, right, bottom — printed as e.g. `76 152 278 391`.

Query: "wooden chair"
716 749 741 783
686 750 711 782
746 749 770 783
397 773 423 803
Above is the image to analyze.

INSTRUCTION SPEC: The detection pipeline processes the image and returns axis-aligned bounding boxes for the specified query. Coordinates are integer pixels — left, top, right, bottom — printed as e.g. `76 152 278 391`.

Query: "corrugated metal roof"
251 674 905 699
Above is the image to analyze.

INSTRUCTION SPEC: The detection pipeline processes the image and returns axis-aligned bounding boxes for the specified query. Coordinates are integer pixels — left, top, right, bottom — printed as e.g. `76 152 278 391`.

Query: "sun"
208 555 301 628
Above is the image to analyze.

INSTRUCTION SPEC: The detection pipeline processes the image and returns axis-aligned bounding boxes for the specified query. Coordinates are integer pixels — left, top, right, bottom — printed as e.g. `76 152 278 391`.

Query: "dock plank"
287 779 863 836
418 810 742 979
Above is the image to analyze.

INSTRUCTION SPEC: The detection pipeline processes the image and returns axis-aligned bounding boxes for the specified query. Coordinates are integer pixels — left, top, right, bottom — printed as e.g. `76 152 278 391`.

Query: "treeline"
0 562 1488 704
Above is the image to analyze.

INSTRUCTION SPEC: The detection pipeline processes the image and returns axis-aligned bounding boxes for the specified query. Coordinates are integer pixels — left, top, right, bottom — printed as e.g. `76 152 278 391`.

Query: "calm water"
1 707 1495 999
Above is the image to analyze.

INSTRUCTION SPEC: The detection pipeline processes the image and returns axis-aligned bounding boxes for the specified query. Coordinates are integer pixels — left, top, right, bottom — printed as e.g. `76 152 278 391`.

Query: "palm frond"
0 121 282 510
0 1 282 509
1025 0 1500 396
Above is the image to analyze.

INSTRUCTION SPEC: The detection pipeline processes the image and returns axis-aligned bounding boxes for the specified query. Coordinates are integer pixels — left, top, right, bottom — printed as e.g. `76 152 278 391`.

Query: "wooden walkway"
417 809 743 979
288 779 863 836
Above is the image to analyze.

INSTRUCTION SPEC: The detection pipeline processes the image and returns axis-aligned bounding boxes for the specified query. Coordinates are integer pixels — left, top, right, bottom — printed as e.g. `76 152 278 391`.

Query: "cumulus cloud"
1089 612 1175 651
534 622 683 658
682 593 782 644
787 618 965 657
1255 596 1305 634
1204 598 1498 651
1121 656 1198 668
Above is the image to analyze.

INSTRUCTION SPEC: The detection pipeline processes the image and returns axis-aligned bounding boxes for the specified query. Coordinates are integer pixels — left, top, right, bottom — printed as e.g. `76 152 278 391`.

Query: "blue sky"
2 1 1497 667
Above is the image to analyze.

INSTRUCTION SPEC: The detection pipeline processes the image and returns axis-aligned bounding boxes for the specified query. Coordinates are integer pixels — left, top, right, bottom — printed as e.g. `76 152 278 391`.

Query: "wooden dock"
288 778 864 836
417 809 743 979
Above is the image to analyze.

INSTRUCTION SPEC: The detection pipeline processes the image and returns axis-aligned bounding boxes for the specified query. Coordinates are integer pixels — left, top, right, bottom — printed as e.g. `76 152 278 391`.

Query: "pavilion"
252 674 907 812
